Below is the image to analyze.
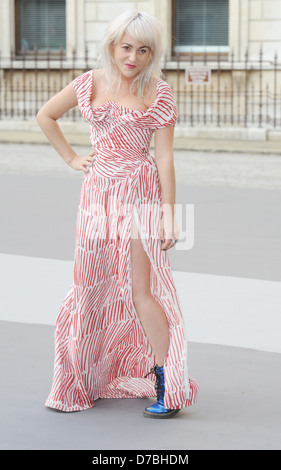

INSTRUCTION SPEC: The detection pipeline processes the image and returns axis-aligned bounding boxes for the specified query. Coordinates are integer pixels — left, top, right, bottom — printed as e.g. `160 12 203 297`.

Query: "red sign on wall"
186 66 211 84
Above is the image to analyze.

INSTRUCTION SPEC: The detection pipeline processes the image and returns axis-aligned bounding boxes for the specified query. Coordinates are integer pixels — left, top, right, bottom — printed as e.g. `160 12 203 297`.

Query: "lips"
126 64 136 69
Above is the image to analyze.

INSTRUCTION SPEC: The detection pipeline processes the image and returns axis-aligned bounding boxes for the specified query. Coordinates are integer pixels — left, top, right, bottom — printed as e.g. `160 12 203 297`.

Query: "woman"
37 10 198 419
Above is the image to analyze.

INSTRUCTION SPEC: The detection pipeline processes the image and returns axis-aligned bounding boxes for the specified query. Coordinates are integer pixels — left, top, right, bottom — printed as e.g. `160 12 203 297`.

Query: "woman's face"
112 32 152 80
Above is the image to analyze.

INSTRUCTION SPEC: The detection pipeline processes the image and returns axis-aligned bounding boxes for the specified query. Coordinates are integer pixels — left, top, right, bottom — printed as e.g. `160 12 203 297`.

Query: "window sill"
174 46 230 53
0 57 93 69
163 59 278 71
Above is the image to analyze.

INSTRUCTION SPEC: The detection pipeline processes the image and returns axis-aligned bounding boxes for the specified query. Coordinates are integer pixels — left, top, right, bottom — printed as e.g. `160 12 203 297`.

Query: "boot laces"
144 365 165 401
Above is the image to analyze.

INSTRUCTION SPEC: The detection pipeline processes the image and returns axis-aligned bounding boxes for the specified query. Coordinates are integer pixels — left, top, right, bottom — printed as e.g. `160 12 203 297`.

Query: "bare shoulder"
92 68 107 85
92 68 103 79
92 68 109 95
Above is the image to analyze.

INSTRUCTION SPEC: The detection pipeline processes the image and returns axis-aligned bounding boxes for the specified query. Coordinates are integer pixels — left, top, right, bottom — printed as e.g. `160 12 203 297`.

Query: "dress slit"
128 200 192 409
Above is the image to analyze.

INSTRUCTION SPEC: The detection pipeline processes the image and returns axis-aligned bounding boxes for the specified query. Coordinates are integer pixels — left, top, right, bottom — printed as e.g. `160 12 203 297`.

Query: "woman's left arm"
154 125 179 250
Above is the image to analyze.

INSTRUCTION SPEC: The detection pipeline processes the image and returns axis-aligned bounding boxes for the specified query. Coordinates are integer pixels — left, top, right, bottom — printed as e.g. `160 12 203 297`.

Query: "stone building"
1 0 281 62
1 0 281 141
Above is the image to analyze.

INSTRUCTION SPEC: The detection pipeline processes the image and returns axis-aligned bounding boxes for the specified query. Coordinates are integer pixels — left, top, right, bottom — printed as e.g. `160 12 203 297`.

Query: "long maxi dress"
45 69 199 412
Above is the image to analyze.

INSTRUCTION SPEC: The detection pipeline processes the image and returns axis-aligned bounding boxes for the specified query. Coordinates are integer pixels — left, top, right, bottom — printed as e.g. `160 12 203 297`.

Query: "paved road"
0 143 280 281
1 142 281 189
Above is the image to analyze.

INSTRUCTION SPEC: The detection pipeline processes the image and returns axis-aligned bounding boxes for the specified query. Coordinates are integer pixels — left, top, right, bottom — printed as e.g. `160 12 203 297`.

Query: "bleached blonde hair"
97 10 165 99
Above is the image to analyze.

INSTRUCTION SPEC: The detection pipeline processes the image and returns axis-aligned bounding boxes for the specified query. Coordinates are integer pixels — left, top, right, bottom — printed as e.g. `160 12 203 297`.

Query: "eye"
122 46 130 50
140 49 147 54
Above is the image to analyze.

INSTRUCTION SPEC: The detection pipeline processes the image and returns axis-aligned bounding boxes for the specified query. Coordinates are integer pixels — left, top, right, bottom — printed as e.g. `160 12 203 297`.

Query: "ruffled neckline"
88 69 163 116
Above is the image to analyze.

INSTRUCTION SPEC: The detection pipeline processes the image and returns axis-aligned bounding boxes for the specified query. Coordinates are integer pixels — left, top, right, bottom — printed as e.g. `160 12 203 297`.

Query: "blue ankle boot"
143 364 180 419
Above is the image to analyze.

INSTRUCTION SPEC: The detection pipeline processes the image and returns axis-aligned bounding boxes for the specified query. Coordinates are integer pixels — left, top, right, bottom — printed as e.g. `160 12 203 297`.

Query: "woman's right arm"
36 82 95 172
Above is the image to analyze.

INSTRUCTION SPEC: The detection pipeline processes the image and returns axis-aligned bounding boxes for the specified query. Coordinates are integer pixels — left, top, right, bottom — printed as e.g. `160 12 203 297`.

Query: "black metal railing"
1 46 281 128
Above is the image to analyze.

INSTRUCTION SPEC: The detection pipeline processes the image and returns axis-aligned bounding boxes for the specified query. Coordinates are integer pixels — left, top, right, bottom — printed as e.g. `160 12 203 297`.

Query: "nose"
129 49 137 62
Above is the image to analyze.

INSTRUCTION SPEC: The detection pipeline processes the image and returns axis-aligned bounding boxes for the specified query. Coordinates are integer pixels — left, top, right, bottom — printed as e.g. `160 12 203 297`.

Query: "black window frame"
15 0 67 59
172 0 229 58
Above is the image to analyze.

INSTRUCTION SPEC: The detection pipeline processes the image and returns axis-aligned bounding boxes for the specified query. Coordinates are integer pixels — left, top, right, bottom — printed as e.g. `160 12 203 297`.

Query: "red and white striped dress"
45 69 199 412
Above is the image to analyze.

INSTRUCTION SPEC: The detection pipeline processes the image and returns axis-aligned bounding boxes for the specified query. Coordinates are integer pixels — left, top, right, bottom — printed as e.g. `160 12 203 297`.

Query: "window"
15 0 66 54
173 0 229 53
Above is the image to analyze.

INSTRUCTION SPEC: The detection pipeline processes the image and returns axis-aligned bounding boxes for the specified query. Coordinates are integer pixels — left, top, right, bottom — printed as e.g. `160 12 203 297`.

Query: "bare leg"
130 214 170 367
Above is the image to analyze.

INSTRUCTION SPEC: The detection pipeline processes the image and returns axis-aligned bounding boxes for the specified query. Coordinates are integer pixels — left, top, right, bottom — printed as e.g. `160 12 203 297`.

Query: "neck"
120 73 137 89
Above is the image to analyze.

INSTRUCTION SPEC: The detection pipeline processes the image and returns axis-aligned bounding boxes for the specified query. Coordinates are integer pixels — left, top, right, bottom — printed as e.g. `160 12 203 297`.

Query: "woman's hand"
68 150 96 173
159 208 179 251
